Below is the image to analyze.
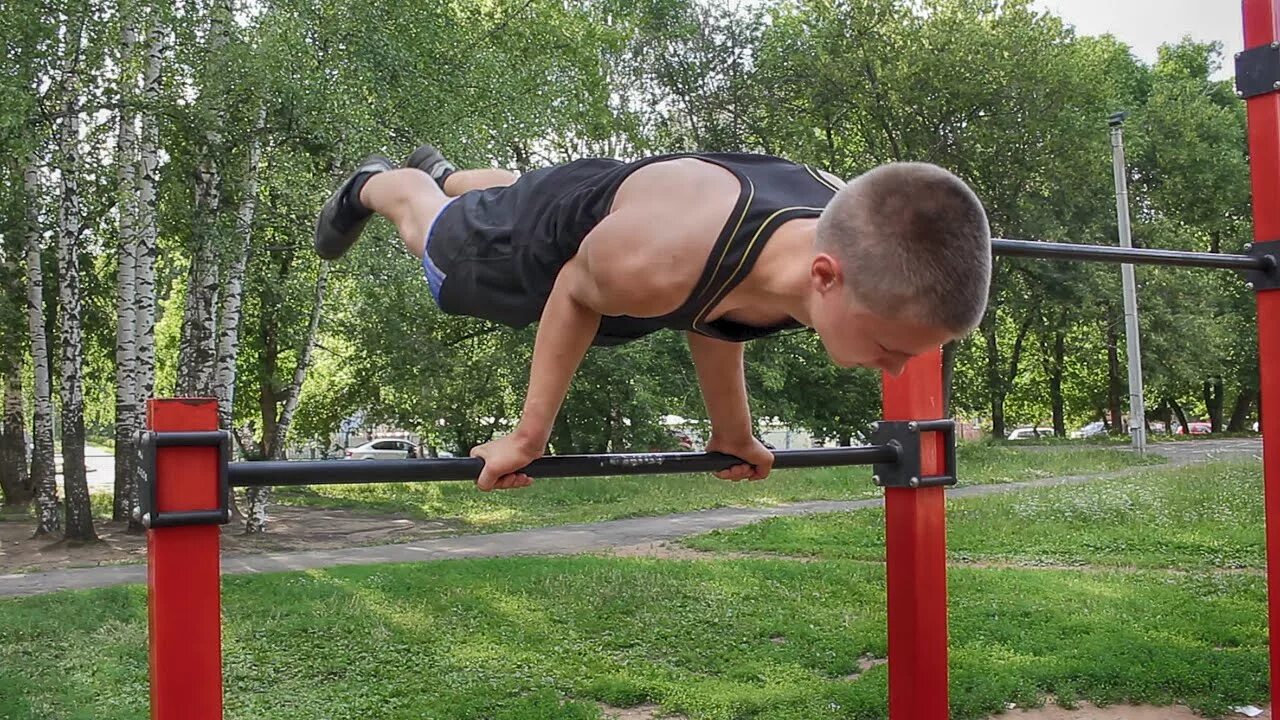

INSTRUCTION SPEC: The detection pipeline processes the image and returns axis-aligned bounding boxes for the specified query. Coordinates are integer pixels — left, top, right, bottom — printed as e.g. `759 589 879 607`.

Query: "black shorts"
421 158 628 331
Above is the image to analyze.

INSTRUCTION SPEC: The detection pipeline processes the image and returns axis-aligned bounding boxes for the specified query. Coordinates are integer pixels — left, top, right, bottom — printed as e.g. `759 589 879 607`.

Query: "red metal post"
147 398 224 720
1243 0 1280 709
882 348 949 719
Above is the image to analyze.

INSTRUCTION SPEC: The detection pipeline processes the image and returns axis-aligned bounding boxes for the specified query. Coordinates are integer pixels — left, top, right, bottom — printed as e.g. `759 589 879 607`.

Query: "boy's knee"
399 168 447 199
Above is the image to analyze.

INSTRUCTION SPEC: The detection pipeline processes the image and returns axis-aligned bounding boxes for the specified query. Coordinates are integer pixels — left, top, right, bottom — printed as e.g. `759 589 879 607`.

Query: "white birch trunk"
213 108 265 431
274 265 329 451
129 19 166 532
57 91 96 543
243 265 330 534
1 372 30 507
176 0 232 398
1 241 31 508
23 157 60 536
113 17 140 522
177 162 221 397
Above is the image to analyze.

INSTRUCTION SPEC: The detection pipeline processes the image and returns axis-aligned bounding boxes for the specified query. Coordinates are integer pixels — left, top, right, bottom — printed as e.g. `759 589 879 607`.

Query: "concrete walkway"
0 439 1261 598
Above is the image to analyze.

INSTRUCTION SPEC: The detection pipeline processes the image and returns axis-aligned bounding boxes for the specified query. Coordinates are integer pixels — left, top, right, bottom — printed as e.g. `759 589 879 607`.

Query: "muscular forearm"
514 268 602 448
687 332 754 440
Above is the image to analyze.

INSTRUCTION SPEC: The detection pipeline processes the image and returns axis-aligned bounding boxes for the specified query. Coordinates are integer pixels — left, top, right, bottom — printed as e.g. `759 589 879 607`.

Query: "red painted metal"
147 398 224 720
1243 0 1280 709
882 348 949 719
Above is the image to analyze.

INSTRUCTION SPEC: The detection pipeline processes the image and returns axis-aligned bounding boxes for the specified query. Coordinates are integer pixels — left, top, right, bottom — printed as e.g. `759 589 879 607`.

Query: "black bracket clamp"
137 430 232 529
870 419 958 489
1236 43 1280 100
1246 240 1280 291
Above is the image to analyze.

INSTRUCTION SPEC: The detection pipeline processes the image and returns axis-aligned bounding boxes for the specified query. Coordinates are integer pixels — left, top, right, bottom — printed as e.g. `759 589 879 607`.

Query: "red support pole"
1243 1 1280 711
147 398 224 720
882 349 949 719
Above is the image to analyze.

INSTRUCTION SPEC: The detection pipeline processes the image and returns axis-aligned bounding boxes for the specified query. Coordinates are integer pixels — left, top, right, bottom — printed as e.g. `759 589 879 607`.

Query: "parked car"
649 429 695 452
1006 427 1047 441
1070 421 1107 439
1174 421 1213 435
345 438 419 460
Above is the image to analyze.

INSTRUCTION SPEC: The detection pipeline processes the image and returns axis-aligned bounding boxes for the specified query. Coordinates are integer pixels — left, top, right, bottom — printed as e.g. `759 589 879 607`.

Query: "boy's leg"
442 168 517 196
357 168 518 258
315 146 520 261
406 143 516 197
356 169 450 259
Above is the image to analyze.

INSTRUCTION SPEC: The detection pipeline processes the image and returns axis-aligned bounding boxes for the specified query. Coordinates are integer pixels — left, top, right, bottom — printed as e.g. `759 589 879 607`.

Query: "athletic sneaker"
404 144 457 186
313 154 394 260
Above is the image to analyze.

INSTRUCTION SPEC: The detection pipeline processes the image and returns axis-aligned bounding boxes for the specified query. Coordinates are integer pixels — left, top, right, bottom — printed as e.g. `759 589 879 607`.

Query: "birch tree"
213 108 265 432
0 373 29 509
243 262 330 533
126 14 167 532
112 8 141 522
23 157 60 536
56 41 96 543
175 0 233 398
0 245 30 508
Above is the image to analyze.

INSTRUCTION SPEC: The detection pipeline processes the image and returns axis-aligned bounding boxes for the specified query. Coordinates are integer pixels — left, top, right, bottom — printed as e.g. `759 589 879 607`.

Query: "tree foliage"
0 0 1260 532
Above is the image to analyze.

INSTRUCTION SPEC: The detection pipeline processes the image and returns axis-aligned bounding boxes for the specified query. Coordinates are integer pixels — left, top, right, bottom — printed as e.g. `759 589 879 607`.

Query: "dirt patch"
0 506 465 574
606 544 1266 579
604 541 817 563
842 654 886 681
953 558 1266 577
991 702 1269 719
597 703 686 720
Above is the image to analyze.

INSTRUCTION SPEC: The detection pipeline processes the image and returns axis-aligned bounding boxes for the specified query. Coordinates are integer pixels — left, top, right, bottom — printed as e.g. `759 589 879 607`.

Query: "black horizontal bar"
228 445 898 488
147 430 229 447
992 238 1271 272
144 509 230 529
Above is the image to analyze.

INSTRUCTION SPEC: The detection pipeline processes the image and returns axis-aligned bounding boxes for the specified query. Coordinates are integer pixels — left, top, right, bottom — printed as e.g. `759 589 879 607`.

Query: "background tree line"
0 0 1257 539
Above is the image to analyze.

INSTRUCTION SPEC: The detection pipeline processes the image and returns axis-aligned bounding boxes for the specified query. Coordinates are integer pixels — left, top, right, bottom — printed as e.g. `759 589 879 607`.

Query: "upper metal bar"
228 445 898 488
992 237 1272 272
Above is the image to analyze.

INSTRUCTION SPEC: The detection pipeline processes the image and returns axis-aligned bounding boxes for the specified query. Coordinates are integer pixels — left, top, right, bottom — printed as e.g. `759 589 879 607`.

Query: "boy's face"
808 254 954 376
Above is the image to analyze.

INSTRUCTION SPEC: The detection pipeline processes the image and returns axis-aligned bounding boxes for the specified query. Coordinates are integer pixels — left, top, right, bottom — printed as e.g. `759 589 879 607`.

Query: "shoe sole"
314 155 394 260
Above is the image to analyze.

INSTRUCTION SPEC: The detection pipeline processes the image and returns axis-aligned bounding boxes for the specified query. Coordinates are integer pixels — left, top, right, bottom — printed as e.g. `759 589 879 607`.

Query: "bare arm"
471 207 685 490
471 159 751 489
511 255 601 448
515 204 699 444
687 332 754 441
687 332 775 480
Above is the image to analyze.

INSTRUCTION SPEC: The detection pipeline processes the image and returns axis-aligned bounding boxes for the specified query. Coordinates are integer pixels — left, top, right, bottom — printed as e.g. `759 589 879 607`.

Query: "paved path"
0 439 1261 598
51 443 115 493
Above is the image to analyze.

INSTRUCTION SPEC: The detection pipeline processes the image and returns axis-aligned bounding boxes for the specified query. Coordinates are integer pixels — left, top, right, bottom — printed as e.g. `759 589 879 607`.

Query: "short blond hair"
816 162 992 333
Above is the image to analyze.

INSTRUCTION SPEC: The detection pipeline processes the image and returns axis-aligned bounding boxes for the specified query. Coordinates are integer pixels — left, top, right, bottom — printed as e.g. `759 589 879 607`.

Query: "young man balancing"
314 147 992 491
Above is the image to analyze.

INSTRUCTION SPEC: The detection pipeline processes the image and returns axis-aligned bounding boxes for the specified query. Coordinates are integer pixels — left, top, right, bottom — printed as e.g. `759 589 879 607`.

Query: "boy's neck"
730 218 818 327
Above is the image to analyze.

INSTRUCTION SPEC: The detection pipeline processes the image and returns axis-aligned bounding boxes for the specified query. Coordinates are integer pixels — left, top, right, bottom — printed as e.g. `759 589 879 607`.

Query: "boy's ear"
811 252 843 292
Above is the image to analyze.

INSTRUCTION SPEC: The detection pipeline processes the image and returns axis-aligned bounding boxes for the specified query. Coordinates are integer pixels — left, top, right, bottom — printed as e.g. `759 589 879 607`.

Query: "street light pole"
1109 111 1147 453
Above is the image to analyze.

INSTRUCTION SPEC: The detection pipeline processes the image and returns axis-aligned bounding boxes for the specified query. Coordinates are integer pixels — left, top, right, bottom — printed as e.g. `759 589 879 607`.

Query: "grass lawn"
684 460 1265 571
0 458 1267 719
269 444 1161 534
0 556 1266 719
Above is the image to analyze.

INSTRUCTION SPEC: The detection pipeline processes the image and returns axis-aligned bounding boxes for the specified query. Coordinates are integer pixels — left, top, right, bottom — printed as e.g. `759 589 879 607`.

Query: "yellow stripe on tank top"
805 165 842 193
694 205 825 329
687 176 757 309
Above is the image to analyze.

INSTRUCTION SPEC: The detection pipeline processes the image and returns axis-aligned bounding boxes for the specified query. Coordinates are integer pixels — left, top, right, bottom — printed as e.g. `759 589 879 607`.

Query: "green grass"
1 457 1269 718
0 557 1267 719
272 445 1161 534
86 435 116 452
993 432 1261 446
686 460 1265 570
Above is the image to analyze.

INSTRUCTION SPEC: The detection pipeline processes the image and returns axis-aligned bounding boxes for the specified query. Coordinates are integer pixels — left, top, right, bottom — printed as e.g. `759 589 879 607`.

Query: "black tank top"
552 153 839 345
435 152 840 346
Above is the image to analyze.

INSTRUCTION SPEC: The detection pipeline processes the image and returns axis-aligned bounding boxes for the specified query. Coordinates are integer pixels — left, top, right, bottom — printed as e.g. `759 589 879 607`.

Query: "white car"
1006 427 1047 441
1070 421 1107 439
344 438 419 460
